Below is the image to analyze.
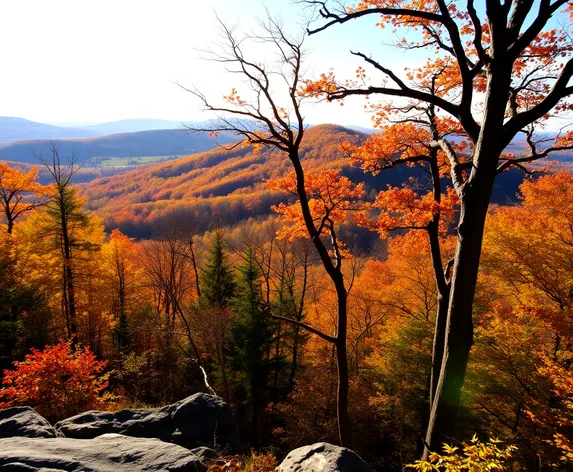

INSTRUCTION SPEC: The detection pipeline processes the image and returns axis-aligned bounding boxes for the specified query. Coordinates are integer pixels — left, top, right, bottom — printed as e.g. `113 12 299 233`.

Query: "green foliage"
44 184 98 251
367 314 433 464
200 232 236 307
230 245 276 383
270 271 307 396
230 245 282 444
113 350 155 407
0 240 51 371
114 310 131 351
408 436 517 471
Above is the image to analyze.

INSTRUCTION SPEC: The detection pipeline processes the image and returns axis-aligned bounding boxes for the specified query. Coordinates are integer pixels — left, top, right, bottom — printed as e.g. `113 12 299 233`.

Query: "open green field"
95 155 180 167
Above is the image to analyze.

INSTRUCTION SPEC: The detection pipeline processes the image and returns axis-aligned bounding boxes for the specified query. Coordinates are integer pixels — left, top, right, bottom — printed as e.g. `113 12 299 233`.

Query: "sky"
1 1 570 129
0 0 403 127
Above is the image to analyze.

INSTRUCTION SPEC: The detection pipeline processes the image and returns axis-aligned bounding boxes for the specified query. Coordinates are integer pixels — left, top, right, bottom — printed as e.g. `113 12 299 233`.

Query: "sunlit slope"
82 125 364 237
82 123 547 238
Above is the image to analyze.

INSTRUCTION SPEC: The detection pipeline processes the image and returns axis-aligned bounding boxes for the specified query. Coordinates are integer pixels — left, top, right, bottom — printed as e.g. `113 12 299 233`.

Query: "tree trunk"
63 240 77 338
424 177 495 454
335 284 351 448
429 289 449 410
424 58 512 455
427 149 451 409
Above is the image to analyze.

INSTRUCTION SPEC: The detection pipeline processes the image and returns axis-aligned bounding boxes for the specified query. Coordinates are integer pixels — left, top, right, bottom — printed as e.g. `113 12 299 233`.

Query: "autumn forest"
2 1 573 471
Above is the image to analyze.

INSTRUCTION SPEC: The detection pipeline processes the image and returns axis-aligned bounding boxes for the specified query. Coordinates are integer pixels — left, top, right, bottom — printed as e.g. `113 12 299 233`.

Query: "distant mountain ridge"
0 116 204 146
0 129 235 164
0 117 100 143
80 118 188 135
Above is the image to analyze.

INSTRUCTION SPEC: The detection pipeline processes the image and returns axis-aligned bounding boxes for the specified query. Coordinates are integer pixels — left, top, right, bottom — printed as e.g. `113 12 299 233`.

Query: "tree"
0 232 51 373
270 236 313 394
196 231 236 402
201 232 236 308
350 131 459 412
140 232 208 401
103 229 140 351
0 163 46 234
474 172 573 466
39 144 100 340
185 16 361 446
305 0 573 454
229 244 279 445
0 339 111 422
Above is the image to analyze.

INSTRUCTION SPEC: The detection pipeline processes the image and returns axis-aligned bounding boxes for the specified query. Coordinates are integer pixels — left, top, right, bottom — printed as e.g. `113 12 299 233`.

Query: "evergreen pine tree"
40 146 99 339
230 244 279 446
200 232 235 308
0 237 51 371
198 232 236 402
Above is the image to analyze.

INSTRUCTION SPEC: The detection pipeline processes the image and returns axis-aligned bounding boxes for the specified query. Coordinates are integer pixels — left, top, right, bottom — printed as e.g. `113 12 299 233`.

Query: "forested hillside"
2 155 573 470
82 124 530 239
1 1 573 471
81 125 363 236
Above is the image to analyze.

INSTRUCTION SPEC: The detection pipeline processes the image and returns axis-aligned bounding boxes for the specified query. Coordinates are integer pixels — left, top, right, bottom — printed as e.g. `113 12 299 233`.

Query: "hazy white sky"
1 0 404 127
1 1 570 128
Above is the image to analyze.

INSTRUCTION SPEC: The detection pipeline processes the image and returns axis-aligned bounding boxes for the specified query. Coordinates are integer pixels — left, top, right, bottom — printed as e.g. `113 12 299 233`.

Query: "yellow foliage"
408 436 517 471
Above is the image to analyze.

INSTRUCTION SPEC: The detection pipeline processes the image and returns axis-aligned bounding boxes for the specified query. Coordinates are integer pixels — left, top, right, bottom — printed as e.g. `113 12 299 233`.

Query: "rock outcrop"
0 407 57 439
55 393 240 452
276 442 373 472
0 433 209 471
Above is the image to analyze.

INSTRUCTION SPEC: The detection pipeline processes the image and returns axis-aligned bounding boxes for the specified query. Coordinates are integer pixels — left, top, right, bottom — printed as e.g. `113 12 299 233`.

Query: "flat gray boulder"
55 393 240 452
0 407 57 438
277 442 373 472
0 433 208 471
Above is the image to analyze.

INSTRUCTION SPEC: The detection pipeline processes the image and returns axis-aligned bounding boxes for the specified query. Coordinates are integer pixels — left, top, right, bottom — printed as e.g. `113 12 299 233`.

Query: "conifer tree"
0 236 51 372
200 232 235 308
197 232 236 401
39 144 99 339
230 244 279 446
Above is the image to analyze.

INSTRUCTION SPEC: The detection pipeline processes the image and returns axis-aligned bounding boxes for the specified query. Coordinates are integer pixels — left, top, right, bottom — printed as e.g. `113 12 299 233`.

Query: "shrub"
0 338 112 421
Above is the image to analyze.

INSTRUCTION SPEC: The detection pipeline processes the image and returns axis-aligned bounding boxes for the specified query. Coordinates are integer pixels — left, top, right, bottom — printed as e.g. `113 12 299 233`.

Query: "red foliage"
0 339 111 421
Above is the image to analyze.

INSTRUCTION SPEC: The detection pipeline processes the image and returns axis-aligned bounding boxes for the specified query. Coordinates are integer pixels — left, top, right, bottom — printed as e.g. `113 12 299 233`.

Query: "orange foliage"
0 163 46 232
341 123 433 174
81 125 362 234
224 88 248 106
269 169 364 241
405 57 464 95
357 186 458 236
471 172 573 466
305 0 571 124
537 356 573 462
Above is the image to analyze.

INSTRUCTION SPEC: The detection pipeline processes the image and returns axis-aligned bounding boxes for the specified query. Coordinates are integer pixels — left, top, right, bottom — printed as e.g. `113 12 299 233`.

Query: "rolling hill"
81 124 361 237
0 129 235 164
81 124 533 239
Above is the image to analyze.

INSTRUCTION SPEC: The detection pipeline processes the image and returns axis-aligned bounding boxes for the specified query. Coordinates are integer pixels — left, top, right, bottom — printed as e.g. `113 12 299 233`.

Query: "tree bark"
424 161 499 454
61 213 77 339
427 154 450 409
335 282 351 448
424 57 512 455
429 289 449 409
